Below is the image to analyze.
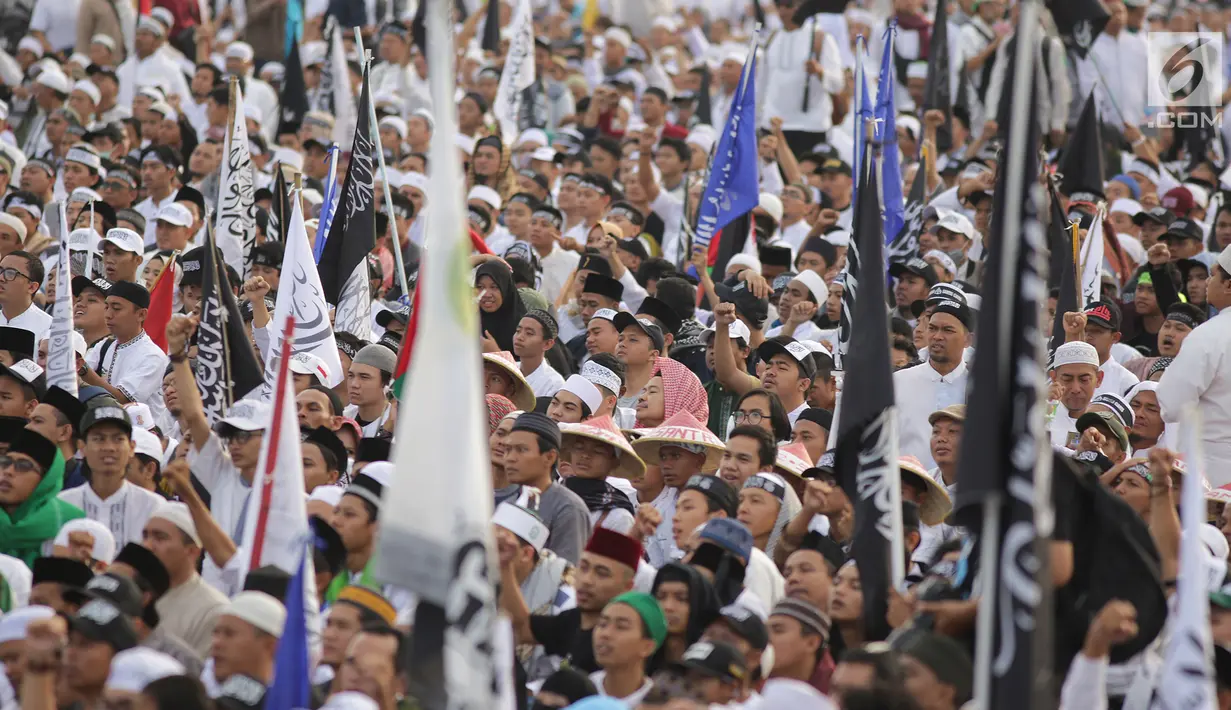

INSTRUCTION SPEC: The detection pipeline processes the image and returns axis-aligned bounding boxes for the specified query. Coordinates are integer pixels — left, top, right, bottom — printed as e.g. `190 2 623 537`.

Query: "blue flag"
265 551 310 710
875 24 905 245
852 45 873 211
693 48 759 256
285 0 304 58
314 146 340 264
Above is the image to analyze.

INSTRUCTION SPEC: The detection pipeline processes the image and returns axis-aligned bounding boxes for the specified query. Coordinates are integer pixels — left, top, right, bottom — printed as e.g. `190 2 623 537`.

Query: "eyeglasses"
0 455 40 475
223 430 257 445
733 410 765 425
0 267 31 283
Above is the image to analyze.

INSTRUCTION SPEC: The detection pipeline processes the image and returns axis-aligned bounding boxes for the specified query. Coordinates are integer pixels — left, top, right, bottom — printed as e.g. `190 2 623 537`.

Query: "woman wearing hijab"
477 261 527 352
650 562 721 666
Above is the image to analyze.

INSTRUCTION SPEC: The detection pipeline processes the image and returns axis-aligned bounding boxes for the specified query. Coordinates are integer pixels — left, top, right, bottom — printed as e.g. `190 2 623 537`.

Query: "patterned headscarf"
643 357 709 426
486 394 517 434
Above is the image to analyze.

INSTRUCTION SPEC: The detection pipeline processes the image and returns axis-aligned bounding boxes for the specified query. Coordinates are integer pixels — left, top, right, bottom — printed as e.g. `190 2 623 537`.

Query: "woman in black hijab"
651 562 721 667
476 261 526 352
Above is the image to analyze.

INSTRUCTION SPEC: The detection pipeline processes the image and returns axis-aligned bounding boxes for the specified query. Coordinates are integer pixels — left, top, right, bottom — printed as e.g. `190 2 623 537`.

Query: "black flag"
922 0 952 153
953 7 1054 705
1058 94 1106 203
1047 0 1109 59
792 0 852 23
751 0 766 26
481 0 500 52
834 142 897 644
319 64 376 341
277 39 308 137
1047 180 1078 361
886 152 928 264
268 163 293 244
695 64 713 126
411 0 428 54
196 224 264 424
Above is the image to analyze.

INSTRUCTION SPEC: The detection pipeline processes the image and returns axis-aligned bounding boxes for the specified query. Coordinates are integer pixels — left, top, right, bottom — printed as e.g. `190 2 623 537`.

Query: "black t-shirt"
529 608 598 674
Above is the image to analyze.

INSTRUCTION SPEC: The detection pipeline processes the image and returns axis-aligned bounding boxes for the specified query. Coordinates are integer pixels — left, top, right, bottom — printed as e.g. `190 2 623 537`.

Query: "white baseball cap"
217 398 271 432
131 427 163 460
102 227 143 254
223 591 287 638
155 204 193 228
936 212 975 240
123 402 156 430
703 318 752 346
289 352 331 382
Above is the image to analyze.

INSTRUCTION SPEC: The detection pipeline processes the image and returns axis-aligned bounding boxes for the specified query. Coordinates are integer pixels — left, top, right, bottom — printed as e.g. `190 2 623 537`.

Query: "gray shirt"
539 483 591 565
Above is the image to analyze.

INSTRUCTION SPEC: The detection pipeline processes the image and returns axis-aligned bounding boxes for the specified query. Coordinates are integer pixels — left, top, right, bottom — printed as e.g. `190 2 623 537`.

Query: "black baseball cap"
713 604 769 650
889 257 940 287
819 158 852 176
756 337 817 380
683 475 739 517
1132 206 1175 227
929 299 973 331
80 402 133 436
612 312 666 352
70 599 139 652
1163 218 1204 242
714 280 769 328
65 572 145 618
672 640 748 683
72 275 111 298
1083 300 1122 331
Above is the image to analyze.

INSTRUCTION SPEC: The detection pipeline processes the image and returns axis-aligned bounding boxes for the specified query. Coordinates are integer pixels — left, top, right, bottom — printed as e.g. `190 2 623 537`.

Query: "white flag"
1150 406 1217 710
330 25 356 148
45 202 77 396
264 199 344 389
492 0 535 141
217 84 256 280
1078 204 1106 309
376 0 500 705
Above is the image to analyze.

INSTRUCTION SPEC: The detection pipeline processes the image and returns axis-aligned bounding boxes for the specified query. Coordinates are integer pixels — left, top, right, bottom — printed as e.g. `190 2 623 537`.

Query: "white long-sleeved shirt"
1097 357 1140 398
983 31 1071 135
1157 308 1231 486
759 19 845 134
893 360 970 470
1075 30 1149 128
117 51 193 108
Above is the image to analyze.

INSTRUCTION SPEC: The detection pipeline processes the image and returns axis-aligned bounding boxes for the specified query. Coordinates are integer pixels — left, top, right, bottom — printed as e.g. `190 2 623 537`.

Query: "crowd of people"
0 0 1229 709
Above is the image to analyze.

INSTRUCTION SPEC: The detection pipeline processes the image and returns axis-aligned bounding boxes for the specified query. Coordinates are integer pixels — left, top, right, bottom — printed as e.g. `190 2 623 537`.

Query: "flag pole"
972 0 1040 706
353 28 413 302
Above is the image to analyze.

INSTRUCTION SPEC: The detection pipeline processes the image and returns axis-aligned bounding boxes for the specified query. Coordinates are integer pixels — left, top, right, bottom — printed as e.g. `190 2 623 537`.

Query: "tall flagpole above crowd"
45 202 76 396
376 1 501 710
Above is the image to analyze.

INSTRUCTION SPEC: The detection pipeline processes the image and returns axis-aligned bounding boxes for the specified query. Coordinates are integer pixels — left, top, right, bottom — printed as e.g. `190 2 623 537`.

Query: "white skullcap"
271 147 304 170
516 128 548 148
226 42 255 62
0 213 28 244
758 193 783 223
72 80 101 105
402 171 429 192
321 692 380 710
54 518 117 562
90 33 117 50
726 253 762 275
223 591 287 638
1109 198 1143 216
468 185 502 211
604 27 632 49
559 374 603 414
897 114 922 141
1051 341 1100 370
132 427 163 461
106 648 185 691
792 269 828 304
1218 245 1231 276
0 606 55 644
492 502 549 552
379 115 408 139
411 108 434 131
17 36 43 58
358 461 394 488
822 230 851 247
302 188 323 206
906 61 929 81
652 16 679 32
259 61 285 80
149 501 201 546
67 53 90 67
309 485 345 507
846 8 876 25
34 70 69 94
687 125 716 155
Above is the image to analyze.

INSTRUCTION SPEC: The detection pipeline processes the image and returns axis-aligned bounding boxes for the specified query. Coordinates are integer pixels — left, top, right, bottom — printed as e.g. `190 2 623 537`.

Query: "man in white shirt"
777 184 815 253
1074 0 1148 127
760 5 845 156
82 280 170 422
1073 301 1139 397
1158 247 1231 484
116 17 192 109
526 202 579 306
1047 341 1103 450
516 310 565 398
133 146 182 247
369 21 432 119
893 301 972 469
589 593 662 707
223 43 278 143
0 251 51 341
59 405 164 546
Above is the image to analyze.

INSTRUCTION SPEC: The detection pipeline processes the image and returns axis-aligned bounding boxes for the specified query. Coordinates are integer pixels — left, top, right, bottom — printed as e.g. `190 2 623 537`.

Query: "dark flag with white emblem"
953 2 1054 705
922 0 953 153
319 64 376 342
1048 0 1109 59
268 163 293 245
277 38 308 137
1058 94 1106 203
196 223 264 424
1047 179 1078 362
885 149 928 264
481 0 500 52
833 140 900 644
